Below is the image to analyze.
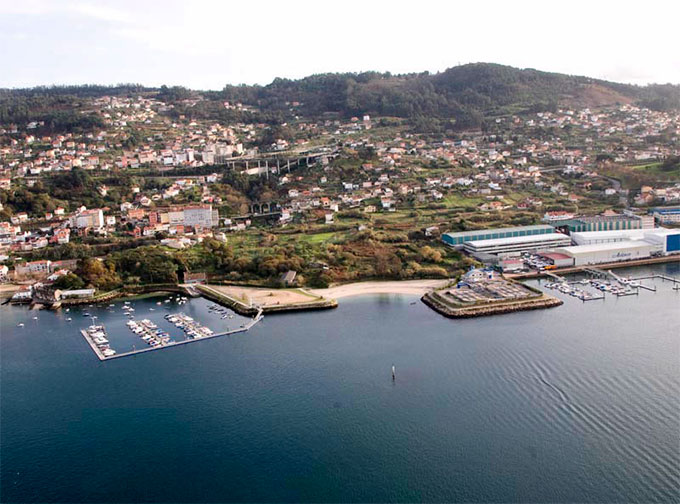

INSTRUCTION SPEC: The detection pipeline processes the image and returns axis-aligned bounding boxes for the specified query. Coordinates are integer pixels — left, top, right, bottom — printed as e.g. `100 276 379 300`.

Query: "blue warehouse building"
442 224 555 246
652 207 680 225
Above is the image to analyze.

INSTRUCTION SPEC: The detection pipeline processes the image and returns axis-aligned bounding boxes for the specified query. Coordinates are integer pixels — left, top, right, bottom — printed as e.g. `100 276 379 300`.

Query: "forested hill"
2 64 679 132
216 64 680 124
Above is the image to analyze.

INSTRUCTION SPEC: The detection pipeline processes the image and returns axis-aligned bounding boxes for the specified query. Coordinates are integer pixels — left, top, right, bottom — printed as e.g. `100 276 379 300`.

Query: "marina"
541 269 680 301
75 294 264 361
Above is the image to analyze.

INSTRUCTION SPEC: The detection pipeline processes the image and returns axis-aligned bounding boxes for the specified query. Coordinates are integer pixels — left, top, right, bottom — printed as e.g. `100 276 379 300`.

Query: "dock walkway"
80 308 264 362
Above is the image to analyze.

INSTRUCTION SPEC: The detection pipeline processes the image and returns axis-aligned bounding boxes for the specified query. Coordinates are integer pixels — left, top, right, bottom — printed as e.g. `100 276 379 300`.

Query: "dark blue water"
2 264 679 503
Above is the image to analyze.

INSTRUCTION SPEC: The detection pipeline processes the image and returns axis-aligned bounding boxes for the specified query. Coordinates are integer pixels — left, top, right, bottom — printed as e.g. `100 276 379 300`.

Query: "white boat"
17 323 24 327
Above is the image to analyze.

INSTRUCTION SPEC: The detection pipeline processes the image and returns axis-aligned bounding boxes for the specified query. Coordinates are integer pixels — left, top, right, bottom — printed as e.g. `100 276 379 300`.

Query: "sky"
1 0 679 90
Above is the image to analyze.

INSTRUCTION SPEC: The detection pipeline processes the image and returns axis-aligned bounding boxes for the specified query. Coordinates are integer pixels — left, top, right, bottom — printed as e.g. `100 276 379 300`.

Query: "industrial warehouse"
441 224 555 246
553 241 656 266
462 233 572 256
545 212 655 232
443 215 680 271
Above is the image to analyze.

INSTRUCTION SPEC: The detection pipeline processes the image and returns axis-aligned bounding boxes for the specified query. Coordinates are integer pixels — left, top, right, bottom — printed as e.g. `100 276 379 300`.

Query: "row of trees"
46 230 466 291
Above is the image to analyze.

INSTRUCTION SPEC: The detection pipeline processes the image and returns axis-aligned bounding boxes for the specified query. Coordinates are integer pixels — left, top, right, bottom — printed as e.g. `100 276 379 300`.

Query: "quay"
632 274 680 284
510 254 680 280
422 270 564 318
79 308 264 362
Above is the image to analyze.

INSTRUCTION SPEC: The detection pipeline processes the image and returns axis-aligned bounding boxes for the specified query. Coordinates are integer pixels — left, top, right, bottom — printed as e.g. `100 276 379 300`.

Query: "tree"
52 273 85 290
77 258 122 290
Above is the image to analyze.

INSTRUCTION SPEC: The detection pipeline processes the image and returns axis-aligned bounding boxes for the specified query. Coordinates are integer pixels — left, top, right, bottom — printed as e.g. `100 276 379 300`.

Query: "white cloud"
1 0 679 88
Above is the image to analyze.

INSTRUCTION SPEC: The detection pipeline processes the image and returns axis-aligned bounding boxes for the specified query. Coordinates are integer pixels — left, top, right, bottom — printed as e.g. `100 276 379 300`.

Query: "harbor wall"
195 285 337 315
421 291 563 319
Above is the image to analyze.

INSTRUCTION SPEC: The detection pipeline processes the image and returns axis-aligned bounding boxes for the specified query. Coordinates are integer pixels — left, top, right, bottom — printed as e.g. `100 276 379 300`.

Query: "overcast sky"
1 0 679 89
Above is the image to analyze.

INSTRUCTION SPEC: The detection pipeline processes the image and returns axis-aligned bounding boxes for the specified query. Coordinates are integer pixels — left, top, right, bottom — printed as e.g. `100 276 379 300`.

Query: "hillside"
215 63 679 121
1 64 679 133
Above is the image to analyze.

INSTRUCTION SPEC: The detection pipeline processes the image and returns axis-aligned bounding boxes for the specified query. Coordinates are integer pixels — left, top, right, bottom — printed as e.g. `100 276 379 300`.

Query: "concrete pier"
79 309 264 362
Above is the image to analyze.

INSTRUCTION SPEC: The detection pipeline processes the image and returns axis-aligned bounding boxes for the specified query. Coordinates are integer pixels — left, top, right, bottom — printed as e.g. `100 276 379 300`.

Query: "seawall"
421 291 563 319
195 285 338 315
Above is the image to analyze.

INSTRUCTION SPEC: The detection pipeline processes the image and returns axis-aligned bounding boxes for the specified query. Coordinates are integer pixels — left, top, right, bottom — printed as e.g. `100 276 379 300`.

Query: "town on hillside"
1 89 679 304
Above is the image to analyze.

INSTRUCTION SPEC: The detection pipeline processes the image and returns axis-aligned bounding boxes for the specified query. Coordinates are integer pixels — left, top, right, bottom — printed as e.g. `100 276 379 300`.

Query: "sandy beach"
204 279 450 308
310 279 450 299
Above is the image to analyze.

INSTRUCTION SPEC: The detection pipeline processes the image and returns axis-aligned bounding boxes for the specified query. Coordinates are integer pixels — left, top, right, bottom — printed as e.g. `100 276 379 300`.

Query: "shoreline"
3 258 678 316
309 279 450 300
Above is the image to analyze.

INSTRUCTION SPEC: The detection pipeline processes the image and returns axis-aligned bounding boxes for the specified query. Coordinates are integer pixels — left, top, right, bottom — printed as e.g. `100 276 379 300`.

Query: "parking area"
443 277 535 304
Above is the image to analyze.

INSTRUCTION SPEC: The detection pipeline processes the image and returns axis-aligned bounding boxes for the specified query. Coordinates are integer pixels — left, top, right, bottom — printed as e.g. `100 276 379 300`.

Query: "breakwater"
195 284 337 315
421 291 563 318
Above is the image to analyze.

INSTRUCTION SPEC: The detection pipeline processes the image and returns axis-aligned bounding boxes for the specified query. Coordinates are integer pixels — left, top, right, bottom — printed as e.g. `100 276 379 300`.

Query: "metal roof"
444 224 554 239
556 240 654 255
464 233 571 248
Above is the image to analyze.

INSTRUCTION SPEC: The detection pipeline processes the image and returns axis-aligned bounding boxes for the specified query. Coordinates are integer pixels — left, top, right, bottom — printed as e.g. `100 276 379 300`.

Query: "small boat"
17 323 24 327
392 365 396 380
67 318 72 321
32 316 38 320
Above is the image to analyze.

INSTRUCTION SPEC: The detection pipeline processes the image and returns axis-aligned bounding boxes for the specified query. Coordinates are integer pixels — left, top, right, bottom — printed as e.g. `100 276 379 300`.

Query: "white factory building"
553 241 656 266
570 229 647 246
463 232 572 256
555 228 680 265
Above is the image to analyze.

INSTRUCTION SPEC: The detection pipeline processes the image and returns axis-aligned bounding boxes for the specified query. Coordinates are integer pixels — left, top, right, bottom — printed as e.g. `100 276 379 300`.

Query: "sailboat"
391 365 396 380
